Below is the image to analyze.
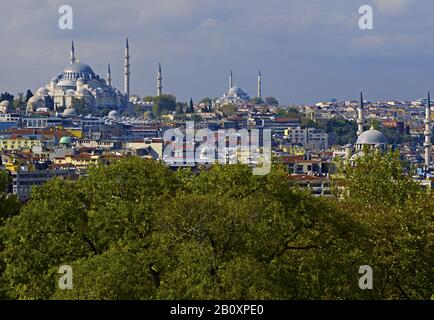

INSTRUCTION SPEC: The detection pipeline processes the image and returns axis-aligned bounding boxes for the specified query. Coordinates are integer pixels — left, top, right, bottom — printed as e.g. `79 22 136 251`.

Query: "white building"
284 126 328 150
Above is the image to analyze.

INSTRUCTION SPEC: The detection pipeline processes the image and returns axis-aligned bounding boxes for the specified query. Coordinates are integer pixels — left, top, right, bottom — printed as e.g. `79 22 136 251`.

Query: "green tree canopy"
0 153 432 300
0 92 14 104
265 96 279 106
25 90 34 102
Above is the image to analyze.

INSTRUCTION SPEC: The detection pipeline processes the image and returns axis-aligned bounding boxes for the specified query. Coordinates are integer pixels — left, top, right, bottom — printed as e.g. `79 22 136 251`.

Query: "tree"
0 155 432 300
276 107 299 118
25 90 34 102
265 96 279 106
199 97 212 106
0 92 14 104
153 94 177 116
251 97 264 105
220 103 237 116
175 102 186 115
332 150 434 299
0 170 21 222
189 98 194 114
143 96 154 103
70 97 90 115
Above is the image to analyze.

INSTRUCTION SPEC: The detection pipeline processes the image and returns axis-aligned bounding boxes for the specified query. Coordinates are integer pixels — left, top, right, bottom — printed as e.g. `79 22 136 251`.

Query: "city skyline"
1 0 434 104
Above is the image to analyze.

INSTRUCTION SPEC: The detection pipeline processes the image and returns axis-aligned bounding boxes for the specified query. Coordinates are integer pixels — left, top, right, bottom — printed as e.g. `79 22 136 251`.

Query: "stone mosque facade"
27 41 128 116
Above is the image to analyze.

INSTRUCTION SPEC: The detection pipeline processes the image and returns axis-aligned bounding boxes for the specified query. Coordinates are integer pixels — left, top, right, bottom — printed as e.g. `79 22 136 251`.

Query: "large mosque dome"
356 127 388 145
63 62 95 74
63 62 96 81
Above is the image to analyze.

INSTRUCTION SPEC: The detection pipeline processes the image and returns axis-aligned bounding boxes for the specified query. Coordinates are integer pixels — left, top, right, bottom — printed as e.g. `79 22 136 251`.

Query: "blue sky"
0 0 433 104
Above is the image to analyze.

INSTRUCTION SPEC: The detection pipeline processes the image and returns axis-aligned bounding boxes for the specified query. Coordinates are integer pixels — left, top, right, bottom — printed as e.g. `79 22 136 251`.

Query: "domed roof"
57 79 76 87
28 96 44 104
59 136 72 145
63 62 95 75
0 100 10 106
37 87 48 92
66 89 75 96
63 108 77 117
108 110 119 119
356 128 388 145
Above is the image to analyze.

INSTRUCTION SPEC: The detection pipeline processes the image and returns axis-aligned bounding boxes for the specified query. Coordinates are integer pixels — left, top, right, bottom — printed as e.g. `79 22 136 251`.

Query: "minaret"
229 70 233 90
257 70 262 99
107 63 112 87
424 91 432 170
124 38 130 107
70 41 76 64
357 91 365 136
157 63 163 97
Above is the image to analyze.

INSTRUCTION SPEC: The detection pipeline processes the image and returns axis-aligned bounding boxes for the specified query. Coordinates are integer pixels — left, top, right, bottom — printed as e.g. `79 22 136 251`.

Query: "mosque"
26 40 132 117
215 70 262 106
345 92 389 160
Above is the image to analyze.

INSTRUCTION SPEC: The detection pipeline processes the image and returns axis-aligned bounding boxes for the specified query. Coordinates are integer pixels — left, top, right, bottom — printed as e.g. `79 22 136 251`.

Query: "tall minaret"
357 91 365 136
257 70 262 99
107 63 112 87
124 38 131 107
157 63 163 97
229 70 233 90
70 41 76 64
424 91 432 170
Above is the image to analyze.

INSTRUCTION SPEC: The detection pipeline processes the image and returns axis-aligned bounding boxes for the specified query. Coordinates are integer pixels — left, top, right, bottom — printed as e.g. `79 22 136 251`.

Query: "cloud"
374 0 414 15
0 0 433 104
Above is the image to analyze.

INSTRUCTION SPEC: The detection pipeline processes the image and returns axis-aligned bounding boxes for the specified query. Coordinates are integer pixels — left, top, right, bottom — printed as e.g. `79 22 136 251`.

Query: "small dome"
28 96 44 104
0 100 10 107
108 110 119 119
66 89 75 96
57 79 76 87
63 108 77 117
36 87 49 96
59 136 72 145
356 129 388 145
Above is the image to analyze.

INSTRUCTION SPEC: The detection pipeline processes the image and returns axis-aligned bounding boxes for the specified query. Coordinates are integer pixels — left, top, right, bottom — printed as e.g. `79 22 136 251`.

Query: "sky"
0 0 434 105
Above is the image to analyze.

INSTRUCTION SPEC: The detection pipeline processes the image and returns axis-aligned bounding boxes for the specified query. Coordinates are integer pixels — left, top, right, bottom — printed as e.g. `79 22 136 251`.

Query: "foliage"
251 97 264 105
0 154 432 300
25 90 34 102
277 107 299 118
332 150 434 299
0 170 21 223
220 104 237 116
0 92 14 104
153 94 177 116
265 96 279 106
199 97 213 106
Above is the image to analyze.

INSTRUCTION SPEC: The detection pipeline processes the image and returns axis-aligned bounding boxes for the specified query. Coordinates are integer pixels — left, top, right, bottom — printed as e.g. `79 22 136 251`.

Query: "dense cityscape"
1 40 433 201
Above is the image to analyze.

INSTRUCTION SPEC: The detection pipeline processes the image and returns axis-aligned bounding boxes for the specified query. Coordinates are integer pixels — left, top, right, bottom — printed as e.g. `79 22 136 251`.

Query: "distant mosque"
216 70 262 106
27 39 133 117
345 92 389 160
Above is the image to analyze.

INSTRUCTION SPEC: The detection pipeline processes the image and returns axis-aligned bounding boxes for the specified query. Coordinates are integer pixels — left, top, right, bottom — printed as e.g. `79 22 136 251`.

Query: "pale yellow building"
0 138 41 151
